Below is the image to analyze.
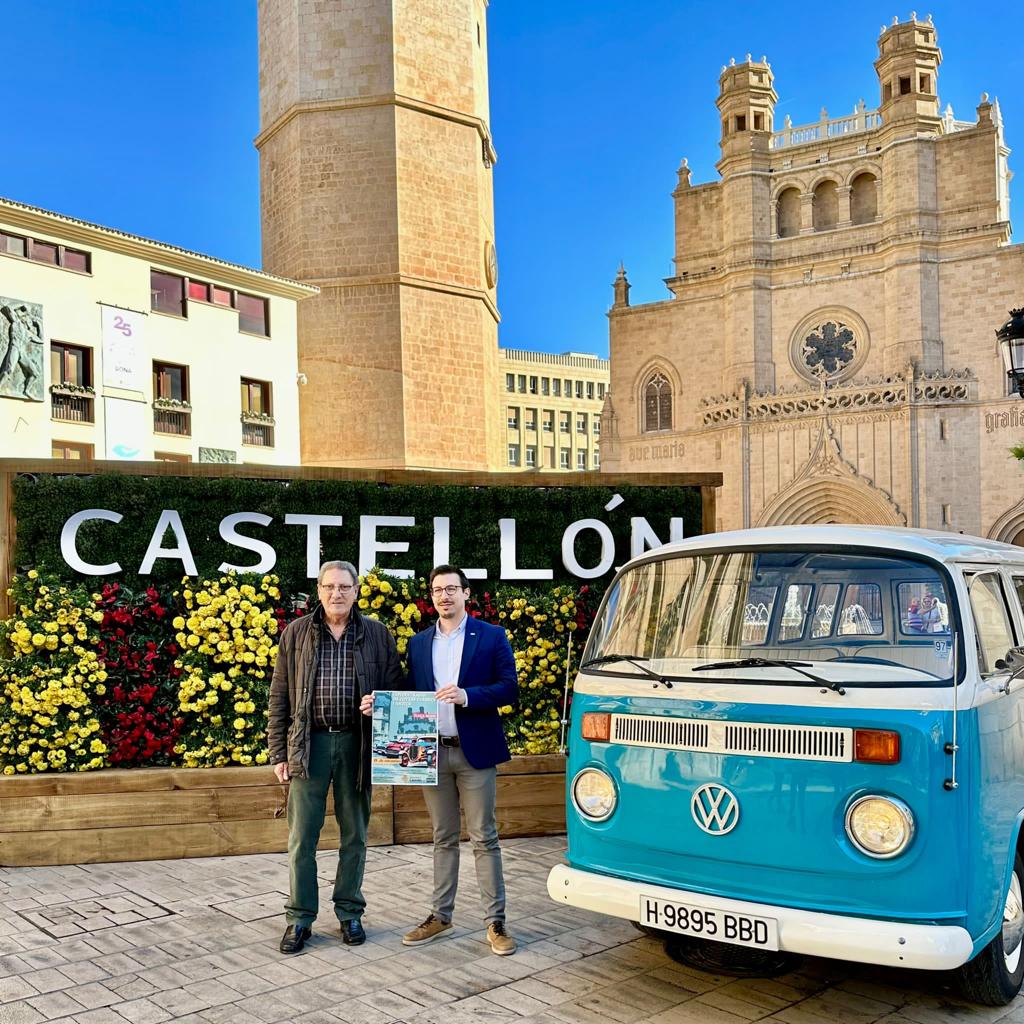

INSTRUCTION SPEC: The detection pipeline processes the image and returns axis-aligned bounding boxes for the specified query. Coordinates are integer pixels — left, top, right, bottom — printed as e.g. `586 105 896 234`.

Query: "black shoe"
279 924 311 953
340 918 366 945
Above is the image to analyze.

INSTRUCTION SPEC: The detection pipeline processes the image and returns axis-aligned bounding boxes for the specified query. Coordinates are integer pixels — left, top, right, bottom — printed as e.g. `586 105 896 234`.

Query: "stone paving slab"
0 835 1019 1023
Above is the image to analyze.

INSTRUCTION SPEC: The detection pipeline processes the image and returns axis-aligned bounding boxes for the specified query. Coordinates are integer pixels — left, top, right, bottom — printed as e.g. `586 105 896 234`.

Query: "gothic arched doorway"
987 501 1024 547
757 477 905 528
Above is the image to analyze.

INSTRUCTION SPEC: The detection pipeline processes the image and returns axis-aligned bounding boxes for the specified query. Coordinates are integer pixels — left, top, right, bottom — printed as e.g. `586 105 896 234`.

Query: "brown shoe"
402 913 453 946
487 921 517 956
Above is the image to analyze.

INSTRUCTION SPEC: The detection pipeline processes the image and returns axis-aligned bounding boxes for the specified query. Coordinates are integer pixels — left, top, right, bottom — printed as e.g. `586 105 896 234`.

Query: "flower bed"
1 569 596 775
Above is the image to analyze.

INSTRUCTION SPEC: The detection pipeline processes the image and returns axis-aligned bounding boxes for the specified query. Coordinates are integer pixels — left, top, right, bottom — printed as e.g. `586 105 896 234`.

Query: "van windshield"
586 549 956 686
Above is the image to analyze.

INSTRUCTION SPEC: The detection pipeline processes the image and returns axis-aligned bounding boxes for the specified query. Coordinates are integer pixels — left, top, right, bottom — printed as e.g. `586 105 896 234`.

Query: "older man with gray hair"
269 560 403 954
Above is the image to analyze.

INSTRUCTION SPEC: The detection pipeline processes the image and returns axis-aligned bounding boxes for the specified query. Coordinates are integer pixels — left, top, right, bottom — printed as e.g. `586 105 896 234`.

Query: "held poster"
371 691 438 786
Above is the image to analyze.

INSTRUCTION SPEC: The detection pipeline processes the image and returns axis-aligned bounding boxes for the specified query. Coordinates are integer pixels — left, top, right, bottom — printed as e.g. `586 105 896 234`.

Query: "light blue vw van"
548 526 1024 1005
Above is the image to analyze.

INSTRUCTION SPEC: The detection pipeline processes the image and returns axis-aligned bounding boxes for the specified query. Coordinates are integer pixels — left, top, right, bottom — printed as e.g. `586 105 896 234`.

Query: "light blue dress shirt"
432 612 469 737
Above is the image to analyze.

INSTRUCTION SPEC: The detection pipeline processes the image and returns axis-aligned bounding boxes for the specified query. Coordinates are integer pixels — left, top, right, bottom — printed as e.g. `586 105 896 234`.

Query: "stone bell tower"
256 0 503 470
711 55 778 392
874 13 942 133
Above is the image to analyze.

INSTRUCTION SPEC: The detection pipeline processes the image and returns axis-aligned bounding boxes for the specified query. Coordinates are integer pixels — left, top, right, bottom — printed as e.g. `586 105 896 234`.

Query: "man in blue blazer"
401 564 519 955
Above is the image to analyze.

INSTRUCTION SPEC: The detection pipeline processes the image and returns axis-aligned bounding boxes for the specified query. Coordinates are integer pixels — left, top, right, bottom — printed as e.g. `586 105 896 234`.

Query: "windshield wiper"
580 654 674 689
692 657 846 696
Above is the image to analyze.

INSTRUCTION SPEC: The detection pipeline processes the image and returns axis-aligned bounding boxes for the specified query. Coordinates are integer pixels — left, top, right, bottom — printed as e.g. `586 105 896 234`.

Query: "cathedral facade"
601 17 1024 540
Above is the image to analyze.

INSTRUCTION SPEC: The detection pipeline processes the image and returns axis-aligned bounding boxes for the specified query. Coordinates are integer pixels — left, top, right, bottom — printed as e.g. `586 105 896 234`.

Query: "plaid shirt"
313 619 357 728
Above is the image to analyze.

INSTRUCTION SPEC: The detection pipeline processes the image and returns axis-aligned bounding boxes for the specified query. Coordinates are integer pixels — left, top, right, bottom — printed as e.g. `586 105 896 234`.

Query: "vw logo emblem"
691 783 740 835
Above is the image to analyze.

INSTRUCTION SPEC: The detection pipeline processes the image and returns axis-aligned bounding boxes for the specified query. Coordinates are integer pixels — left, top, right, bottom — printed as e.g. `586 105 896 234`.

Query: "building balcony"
241 411 275 447
153 402 192 437
50 386 95 424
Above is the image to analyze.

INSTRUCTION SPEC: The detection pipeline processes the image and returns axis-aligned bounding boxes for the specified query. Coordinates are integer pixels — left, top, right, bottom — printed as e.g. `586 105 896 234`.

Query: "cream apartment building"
500 349 609 471
602 16 1024 538
0 197 316 464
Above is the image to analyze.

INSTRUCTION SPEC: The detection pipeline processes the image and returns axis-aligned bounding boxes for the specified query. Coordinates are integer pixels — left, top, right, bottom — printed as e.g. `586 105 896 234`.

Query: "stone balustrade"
770 100 883 150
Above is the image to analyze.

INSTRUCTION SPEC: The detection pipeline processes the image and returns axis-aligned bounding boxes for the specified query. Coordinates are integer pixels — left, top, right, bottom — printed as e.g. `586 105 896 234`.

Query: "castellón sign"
0 460 720 608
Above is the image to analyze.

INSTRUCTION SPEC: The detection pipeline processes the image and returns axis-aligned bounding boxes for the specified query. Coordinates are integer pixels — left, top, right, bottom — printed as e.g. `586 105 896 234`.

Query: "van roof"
646 525 1024 567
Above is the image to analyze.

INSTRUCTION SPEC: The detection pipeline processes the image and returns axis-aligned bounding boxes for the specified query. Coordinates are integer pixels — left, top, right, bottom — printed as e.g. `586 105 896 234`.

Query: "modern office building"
500 349 609 472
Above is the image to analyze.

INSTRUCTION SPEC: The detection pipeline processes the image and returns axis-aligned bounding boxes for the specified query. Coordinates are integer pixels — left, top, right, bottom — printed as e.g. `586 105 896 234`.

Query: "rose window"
801 321 857 380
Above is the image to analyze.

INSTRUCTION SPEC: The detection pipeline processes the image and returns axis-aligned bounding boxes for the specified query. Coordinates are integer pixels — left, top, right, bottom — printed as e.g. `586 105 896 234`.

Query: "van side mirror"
994 646 1024 694
994 646 1024 672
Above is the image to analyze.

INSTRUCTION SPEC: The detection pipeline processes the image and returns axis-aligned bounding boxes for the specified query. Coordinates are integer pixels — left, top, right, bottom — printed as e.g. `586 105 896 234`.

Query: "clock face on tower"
484 240 498 289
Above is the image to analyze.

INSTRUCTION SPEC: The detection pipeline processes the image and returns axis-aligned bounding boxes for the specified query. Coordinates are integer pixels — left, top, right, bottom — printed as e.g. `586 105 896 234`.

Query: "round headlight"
571 768 617 821
845 795 915 858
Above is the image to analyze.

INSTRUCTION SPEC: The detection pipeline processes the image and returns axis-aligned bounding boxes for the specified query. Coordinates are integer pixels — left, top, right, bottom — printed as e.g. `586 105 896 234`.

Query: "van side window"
779 584 813 641
968 572 1015 675
742 585 778 645
811 583 841 638
837 584 883 635
898 581 950 635
1013 576 1024 617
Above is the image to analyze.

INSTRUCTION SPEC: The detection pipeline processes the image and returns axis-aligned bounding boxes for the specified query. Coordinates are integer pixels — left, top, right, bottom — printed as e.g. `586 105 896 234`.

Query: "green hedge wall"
13 474 703 591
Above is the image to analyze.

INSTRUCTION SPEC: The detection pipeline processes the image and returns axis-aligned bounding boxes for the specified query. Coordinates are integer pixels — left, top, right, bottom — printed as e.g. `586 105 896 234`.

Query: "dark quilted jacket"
267 606 404 788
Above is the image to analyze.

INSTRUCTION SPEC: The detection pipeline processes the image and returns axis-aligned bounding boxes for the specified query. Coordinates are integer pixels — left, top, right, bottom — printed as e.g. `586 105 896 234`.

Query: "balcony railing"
153 406 192 436
241 412 275 447
770 101 883 151
51 391 94 423
242 423 274 447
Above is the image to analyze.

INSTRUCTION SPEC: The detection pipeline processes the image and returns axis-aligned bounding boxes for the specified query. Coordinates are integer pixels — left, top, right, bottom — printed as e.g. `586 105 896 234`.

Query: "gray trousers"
421 744 506 925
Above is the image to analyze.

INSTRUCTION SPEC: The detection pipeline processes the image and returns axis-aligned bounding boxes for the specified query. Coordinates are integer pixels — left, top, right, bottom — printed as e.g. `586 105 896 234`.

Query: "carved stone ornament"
0 296 44 402
700 368 974 428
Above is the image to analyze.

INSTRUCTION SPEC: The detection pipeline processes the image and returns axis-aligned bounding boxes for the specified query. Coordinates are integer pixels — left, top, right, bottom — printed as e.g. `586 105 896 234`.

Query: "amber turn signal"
853 729 901 764
581 712 612 742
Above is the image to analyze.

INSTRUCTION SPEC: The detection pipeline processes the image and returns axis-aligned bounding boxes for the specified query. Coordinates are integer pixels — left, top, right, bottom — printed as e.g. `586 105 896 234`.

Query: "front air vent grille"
613 715 709 749
610 714 852 763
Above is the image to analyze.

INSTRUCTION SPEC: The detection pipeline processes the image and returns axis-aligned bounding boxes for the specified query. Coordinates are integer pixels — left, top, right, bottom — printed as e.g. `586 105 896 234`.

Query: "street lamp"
997 308 1024 398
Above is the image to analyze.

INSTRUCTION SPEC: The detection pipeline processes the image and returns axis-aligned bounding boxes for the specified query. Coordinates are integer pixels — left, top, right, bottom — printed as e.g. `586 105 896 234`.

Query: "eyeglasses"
430 585 465 597
319 583 356 594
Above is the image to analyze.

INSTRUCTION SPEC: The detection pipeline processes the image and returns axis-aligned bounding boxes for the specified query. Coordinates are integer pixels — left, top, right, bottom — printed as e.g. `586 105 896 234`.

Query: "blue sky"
3 2 1021 357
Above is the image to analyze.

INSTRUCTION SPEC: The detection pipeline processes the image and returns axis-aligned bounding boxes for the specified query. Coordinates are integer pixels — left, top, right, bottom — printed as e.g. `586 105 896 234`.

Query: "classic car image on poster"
371 691 438 786
0 459 720 866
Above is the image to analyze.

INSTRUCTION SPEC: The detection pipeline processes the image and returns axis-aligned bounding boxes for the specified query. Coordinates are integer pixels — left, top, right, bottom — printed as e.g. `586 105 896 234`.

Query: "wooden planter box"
0 754 566 867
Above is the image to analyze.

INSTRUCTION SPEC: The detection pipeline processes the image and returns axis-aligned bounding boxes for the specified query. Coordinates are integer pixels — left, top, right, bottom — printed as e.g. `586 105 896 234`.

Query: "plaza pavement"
0 836 1021 1024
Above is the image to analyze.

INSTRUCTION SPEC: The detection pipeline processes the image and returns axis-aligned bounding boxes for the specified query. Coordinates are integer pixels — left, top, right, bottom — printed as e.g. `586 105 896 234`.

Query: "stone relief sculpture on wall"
198 447 237 463
0 297 44 401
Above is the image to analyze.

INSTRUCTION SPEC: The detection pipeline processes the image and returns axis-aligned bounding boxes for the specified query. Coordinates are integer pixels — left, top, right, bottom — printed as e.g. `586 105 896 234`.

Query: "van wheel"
957 852 1024 1006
